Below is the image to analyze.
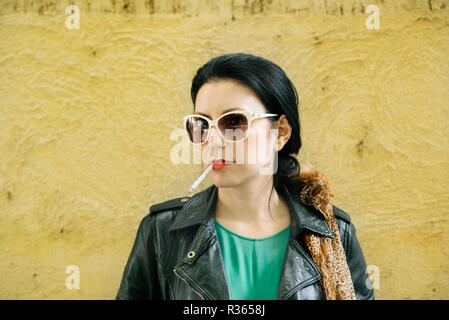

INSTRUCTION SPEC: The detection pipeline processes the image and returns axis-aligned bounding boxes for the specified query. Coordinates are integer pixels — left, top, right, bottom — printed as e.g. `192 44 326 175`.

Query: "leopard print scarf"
287 157 356 300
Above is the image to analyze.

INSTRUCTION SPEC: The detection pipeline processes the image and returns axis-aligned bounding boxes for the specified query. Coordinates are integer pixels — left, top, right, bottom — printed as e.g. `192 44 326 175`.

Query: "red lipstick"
212 159 230 170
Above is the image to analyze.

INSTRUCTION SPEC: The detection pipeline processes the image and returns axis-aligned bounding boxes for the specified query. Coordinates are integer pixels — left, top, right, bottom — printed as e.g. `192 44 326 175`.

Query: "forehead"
194 79 266 118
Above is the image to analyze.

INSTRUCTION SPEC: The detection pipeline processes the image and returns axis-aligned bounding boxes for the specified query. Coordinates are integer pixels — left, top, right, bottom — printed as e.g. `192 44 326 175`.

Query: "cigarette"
188 164 213 194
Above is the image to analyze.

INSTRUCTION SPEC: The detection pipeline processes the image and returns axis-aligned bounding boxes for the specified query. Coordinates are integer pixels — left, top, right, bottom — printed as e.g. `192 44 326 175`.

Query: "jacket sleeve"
116 214 162 300
343 222 375 300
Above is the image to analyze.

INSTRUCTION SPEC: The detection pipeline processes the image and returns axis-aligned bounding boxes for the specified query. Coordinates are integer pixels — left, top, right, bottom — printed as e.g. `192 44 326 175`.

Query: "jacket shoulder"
149 196 191 215
332 205 351 224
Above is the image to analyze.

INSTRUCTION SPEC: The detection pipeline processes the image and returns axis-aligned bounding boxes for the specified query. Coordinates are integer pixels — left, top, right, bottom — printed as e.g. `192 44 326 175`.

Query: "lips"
211 159 233 170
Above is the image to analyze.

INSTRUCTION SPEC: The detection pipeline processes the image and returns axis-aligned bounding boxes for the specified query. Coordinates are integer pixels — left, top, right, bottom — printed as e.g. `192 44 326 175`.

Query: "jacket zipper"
174 268 206 300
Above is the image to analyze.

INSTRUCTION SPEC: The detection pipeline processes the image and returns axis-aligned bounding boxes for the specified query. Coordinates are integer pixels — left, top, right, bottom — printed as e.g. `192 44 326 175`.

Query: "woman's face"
194 79 280 188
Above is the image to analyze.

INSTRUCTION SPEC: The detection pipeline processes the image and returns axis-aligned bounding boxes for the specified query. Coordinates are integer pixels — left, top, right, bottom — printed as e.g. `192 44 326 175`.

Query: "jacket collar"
169 183 334 239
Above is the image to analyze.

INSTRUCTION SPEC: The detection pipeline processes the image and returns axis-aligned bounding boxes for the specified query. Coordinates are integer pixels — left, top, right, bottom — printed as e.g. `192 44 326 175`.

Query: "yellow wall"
1 0 448 299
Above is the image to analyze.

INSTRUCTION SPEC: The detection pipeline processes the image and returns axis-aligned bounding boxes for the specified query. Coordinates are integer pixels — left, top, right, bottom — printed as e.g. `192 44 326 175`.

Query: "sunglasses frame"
183 110 279 145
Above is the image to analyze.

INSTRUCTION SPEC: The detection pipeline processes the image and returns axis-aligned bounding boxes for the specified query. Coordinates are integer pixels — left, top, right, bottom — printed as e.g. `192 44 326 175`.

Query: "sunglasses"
183 110 279 145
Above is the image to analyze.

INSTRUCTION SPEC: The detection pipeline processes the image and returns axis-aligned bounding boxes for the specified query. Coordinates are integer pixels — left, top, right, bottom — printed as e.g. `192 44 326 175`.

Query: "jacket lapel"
171 185 231 300
171 183 334 300
276 183 335 299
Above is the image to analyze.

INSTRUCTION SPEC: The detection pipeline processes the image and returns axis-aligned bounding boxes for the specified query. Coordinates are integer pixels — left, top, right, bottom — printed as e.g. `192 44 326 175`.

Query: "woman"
116 53 374 300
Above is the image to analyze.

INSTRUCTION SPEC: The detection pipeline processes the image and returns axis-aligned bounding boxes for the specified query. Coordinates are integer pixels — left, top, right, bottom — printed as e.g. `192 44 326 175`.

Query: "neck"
215 175 287 223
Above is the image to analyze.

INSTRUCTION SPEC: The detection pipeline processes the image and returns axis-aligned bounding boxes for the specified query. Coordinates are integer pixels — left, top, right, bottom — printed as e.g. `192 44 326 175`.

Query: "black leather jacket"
116 183 374 300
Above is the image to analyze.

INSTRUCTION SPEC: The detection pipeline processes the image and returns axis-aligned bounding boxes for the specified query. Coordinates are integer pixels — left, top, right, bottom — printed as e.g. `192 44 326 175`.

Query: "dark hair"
190 53 302 217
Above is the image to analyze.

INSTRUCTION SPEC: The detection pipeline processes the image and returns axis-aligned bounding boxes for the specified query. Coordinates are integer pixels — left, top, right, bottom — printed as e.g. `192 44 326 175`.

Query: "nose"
207 125 223 147
205 125 227 162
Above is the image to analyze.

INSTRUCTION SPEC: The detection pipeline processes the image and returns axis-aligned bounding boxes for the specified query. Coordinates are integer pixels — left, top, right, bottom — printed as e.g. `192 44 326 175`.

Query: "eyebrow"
194 107 246 119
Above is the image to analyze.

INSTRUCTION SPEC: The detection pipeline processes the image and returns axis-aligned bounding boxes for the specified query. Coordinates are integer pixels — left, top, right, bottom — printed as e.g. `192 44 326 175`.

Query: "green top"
215 220 291 300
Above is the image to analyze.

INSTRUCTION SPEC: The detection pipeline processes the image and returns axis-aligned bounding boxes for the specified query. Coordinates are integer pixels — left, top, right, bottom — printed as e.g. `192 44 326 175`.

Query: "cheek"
200 145 208 164
245 128 276 166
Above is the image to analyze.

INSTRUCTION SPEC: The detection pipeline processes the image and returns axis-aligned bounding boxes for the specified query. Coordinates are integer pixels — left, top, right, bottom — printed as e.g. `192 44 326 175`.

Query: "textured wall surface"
0 0 448 299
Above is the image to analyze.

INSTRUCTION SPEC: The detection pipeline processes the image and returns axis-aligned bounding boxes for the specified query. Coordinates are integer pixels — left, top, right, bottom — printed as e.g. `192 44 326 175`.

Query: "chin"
210 174 238 188
210 167 256 188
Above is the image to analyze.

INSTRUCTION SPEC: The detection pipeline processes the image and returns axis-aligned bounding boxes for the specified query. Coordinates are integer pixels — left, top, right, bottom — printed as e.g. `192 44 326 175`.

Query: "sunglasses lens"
218 113 249 142
186 116 208 144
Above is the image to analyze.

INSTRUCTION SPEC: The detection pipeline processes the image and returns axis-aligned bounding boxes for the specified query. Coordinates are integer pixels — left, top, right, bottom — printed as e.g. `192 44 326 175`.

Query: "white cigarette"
188 164 213 194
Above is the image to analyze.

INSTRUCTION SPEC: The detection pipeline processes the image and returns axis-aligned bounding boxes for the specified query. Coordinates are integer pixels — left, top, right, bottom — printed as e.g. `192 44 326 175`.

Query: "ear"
273 114 292 151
